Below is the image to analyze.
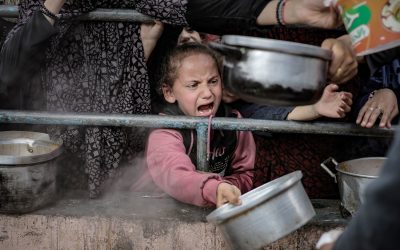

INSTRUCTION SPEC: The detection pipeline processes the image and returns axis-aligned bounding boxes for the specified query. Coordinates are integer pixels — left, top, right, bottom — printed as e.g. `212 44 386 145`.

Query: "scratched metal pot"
209 35 331 106
0 131 63 213
206 171 315 250
321 157 385 216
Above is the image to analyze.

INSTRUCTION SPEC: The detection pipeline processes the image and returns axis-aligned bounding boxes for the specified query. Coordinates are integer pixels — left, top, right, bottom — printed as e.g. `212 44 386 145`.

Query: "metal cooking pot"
321 157 385 216
209 35 332 106
206 171 315 250
0 131 63 213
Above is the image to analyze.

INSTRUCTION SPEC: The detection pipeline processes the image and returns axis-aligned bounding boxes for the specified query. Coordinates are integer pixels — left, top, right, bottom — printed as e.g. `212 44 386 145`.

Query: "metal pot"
206 171 315 250
320 157 385 215
0 131 63 213
209 35 331 106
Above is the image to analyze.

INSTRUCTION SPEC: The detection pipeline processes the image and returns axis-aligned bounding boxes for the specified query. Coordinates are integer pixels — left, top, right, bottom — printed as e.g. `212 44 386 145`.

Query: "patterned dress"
4 0 188 198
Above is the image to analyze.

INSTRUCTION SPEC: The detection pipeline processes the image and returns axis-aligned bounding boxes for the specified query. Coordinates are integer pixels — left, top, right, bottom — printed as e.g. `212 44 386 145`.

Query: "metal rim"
336 157 386 179
0 139 63 165
221 35 332 60
206 171 303 223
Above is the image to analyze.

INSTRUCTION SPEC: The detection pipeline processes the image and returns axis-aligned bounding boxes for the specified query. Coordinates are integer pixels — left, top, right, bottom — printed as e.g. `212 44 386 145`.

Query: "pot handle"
208 42 243 60
320 157 339 183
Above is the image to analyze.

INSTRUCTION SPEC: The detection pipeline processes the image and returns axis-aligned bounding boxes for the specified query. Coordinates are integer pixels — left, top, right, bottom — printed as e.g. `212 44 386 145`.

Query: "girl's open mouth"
198 103 214 115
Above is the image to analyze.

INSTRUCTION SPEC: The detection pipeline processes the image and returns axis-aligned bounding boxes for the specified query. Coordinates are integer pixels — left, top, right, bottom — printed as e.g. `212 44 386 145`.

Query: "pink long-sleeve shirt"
146 125 255 207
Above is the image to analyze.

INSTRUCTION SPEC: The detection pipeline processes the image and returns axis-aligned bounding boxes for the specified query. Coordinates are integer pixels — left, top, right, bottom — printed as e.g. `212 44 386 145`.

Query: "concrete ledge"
0 192 347 250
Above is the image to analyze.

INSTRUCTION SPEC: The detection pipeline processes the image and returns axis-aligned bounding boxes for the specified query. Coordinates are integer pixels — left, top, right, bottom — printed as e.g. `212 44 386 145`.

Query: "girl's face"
163 53 222 117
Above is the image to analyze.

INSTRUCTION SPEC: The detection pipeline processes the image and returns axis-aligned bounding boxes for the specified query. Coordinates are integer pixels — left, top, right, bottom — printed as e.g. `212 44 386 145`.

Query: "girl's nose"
201 85 213 98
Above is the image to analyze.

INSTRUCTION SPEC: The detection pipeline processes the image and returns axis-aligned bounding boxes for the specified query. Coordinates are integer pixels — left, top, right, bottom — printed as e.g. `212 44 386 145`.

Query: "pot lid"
222 35 332 60
206 171 303 223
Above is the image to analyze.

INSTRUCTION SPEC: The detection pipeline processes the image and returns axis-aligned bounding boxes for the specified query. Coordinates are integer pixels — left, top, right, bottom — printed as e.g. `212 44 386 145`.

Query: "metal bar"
0 110 394 173
0 110 394 137
196 125 208 172
0 5 154 22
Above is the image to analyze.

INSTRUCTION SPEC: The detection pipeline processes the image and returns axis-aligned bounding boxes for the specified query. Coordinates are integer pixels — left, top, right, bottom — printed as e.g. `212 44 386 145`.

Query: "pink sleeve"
146 129 223 207
222 119 256 194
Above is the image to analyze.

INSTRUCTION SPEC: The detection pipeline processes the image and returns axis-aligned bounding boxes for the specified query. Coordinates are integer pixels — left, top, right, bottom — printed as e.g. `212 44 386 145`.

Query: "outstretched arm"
287 84 352 121
146 129 226 207
257 0 341 29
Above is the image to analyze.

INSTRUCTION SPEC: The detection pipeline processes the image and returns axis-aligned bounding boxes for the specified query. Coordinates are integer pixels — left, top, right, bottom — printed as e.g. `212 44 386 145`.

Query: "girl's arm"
146 129 225 207
223 116 255 194
287 84 353 121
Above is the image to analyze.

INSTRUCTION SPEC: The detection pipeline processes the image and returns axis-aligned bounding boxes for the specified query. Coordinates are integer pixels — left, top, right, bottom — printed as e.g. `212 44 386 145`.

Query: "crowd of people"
1 1 400 248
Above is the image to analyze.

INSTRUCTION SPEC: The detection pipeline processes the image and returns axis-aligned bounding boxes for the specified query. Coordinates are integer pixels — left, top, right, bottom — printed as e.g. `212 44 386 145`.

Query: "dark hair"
159 42 222 94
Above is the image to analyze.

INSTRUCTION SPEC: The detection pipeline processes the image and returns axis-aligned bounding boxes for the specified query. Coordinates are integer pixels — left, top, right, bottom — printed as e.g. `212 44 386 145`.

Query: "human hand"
141 21 164 61
222 89 240 103
356 88 399 128
43 0 67 25
322 36 358 84
314 84 353 118
286 0 341 29
216 182 241 208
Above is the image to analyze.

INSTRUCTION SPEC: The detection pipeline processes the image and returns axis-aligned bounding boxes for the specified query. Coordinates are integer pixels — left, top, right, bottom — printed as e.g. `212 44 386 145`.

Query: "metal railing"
0 110 394 171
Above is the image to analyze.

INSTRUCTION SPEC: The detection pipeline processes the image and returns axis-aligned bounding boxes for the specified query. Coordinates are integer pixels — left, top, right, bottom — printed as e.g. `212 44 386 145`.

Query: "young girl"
145 43 255 207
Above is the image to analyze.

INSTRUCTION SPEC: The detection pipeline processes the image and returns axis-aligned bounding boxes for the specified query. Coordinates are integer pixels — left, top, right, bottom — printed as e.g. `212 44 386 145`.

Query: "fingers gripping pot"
0 131 63 213
209 35 332 106
320 157 385 216
206 171 315 250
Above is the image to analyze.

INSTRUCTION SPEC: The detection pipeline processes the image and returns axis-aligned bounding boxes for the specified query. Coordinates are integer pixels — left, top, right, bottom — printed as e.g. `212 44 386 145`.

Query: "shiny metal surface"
0 131 62 213
207 171 315 250
0 138 62 165
321 157 385 215
222 35 331 59
210 36 331 106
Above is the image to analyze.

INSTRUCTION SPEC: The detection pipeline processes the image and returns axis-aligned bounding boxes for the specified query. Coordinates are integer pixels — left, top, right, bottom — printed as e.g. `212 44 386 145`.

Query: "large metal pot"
0 131 63 213
206 171 315 250
209 35 332 106
321 157 385 215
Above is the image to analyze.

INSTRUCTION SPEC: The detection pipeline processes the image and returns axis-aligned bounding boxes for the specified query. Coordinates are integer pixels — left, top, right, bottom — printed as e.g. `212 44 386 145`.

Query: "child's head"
161 43 223 117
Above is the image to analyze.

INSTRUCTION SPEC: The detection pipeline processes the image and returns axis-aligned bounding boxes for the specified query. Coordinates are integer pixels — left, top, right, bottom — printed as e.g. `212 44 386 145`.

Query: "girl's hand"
216 183 241 208
321 36 358 84
314 84 353 118
356 89 399 128
141 21 164 61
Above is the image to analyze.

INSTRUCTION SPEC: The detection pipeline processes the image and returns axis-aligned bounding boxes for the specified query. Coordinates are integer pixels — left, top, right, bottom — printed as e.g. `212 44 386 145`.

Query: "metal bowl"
210 35 332 106
0 131 63 213
206 171 315 250
321 157 385 216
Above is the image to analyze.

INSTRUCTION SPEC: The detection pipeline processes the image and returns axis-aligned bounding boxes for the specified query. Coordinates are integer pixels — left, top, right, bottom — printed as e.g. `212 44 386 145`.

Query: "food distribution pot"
0 131 63 213
206 171 315 250
321 157 385 215
209 35 332 106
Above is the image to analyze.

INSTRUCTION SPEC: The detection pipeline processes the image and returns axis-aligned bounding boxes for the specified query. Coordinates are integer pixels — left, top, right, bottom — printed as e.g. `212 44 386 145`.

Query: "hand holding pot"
321 35 358 84
216 182 242 208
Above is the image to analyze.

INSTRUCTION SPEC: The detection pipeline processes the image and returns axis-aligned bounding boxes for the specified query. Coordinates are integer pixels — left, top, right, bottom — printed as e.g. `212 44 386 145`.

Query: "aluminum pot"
0 131 63 213
321 157 385 215
206 171 315 250
209 35 332 106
